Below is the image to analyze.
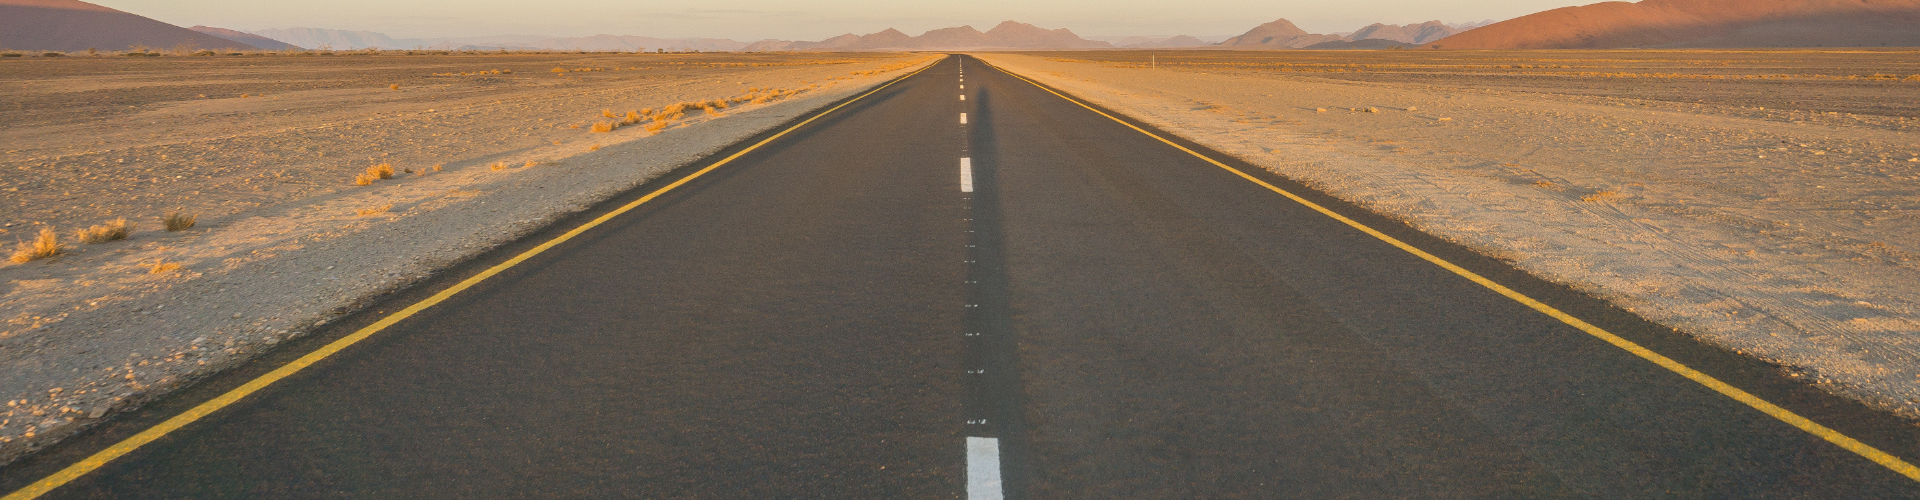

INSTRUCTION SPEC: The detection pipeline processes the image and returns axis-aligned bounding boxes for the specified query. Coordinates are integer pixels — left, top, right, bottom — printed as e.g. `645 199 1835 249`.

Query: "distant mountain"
1136 35 1212 48
0 0 255 52
1217 19 1347 48
742 21 1111 51
1303 38 1416 50
1218 17 1497 49
1427 0 1920 49
249 27 746 51
189 26 298 50
249 27 400 50
1349 21 1459 45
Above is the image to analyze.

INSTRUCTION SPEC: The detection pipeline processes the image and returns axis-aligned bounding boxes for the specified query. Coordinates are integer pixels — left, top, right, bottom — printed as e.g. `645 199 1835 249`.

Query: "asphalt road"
5 55 1919 499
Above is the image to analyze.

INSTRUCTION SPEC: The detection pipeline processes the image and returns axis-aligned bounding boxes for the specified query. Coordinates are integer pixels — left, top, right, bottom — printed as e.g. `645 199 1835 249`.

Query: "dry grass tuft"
1583 190 1623 202
149 262 181 274
591 122 615 133
432 164 444 172
357 204 393 216
9 228 62 263
163 212 196 231
524 160 539 168
77 218 132 244
370 163 395 179
490 162 506 171
390 84 400 90
589 144 602 151
354 173 377 185
601 109 618 119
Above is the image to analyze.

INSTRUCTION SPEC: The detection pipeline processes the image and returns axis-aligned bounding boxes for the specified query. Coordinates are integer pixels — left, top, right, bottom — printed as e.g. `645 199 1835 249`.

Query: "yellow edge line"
2 56 947 500
980 59 1920 483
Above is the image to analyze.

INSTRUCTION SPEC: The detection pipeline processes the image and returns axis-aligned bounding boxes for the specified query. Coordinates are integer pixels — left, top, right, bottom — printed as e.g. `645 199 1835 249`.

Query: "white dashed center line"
960 113 968 124
960 94 966 100
967 437 1004 500
960 158 973 192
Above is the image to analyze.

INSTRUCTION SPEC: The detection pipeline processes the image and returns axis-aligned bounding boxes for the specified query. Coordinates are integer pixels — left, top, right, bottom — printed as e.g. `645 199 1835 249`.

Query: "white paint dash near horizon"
961 113 968 124
961 95 966 100
967 437 1004 500
961 158 974 193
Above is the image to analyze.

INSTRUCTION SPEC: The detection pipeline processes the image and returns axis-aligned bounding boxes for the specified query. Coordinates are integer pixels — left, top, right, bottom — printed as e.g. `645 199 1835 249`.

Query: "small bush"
163 212 196 231
1 53 22 58
365 163 394 180
353 173 377 185
77 218 132 244
490 163 506 171
390 84 400 90
9 228 62 263
191 50 215 56
42 52 66 57
591 122 615 133
601 109 618 118
589 144 602 151
432 164 444 172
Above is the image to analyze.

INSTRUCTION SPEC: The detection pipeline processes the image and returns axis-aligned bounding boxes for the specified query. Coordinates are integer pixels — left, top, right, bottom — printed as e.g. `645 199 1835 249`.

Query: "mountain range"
1216 19 1483 49
741 21 1114 51
245 28 747 52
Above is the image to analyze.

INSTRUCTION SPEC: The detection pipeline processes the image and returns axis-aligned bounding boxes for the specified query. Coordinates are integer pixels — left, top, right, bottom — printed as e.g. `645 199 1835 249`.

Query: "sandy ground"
973 50 1920 419
0 52 939 464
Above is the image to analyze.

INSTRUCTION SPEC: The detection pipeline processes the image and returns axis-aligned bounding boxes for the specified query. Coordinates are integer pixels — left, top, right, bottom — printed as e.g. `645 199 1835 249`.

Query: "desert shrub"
622 110 642 125
149 262 181 274
191 50 215 56
390 84 400 90
432 164 443 172
590 121 614 133
368 163 394 179
9 228 62 263
601 109 618 118
164 212 196 231
490 163 505 171
76 218 132 244
42 52 65 57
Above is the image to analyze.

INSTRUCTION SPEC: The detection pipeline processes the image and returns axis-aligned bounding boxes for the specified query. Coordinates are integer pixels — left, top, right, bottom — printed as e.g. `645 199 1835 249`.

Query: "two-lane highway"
4 54 1918 499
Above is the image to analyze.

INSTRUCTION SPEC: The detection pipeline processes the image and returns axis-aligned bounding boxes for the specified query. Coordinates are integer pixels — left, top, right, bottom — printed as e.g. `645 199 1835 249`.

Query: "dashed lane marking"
967 437 1005 500
961 158 974 193
961 112 968 124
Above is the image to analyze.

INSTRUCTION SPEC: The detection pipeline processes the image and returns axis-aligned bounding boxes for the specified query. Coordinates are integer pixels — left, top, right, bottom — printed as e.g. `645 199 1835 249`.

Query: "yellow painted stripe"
981 59 1920 483
1 56 947 500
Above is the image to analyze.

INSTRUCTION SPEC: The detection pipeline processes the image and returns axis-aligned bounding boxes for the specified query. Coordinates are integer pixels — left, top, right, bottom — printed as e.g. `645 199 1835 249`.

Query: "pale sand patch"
973 53 1920 418
0 53 940 464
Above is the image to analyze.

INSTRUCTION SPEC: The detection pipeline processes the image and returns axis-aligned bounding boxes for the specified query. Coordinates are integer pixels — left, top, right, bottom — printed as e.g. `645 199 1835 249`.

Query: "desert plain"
0 50 936 462
978 49 1920 418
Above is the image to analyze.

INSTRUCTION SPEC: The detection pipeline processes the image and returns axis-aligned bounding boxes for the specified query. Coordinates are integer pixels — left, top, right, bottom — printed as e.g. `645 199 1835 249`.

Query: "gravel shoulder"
0 52 939 465
971 51 1920 419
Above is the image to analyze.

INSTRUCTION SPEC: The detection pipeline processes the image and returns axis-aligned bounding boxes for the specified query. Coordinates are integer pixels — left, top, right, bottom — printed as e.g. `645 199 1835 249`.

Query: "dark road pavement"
5 55 1919 499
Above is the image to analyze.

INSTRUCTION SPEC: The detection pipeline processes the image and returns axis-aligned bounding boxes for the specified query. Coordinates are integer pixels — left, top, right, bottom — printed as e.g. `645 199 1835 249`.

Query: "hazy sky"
102 0 1591 40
